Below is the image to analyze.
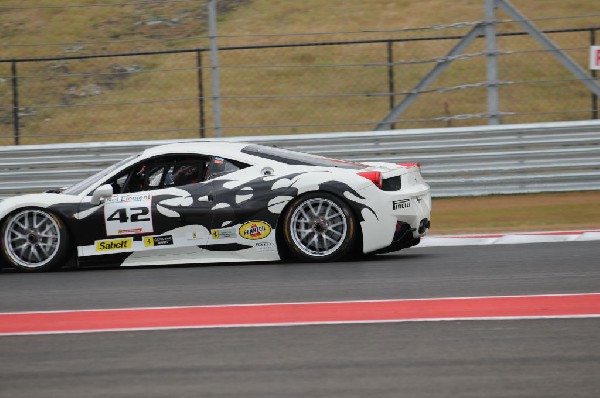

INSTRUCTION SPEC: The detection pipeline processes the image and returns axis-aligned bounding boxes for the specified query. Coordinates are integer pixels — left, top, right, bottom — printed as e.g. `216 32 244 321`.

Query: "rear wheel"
282 193 356 262
1 208 70 272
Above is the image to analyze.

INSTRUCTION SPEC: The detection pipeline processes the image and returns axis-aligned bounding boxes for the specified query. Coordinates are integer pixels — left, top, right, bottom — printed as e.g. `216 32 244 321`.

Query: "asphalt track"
1 241 599 397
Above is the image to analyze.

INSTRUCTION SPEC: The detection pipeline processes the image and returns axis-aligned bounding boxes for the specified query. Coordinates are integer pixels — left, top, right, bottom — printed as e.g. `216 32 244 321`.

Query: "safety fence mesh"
0 25 598 145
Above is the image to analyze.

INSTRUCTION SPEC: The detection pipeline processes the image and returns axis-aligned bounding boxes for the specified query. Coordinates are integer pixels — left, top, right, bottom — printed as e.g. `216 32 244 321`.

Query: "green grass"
0 0 598 145
431 191 600 234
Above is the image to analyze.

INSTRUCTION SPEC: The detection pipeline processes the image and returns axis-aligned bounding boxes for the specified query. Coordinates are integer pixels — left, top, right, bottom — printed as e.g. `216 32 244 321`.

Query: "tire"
282 192 357 262
1 208 70 272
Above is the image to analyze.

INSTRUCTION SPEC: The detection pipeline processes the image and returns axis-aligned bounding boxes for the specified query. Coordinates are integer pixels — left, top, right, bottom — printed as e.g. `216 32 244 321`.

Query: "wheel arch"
0 205 75 271
274 188 364 260
4 205 76 247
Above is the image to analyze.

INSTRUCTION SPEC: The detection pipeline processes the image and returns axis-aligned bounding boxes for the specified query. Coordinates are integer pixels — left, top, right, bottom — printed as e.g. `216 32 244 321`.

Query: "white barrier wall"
1 120 600 199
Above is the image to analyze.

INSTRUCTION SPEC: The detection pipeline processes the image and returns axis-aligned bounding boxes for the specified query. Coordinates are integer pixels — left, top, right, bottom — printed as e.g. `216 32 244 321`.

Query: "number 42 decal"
106 207 150 223
104 194 154 236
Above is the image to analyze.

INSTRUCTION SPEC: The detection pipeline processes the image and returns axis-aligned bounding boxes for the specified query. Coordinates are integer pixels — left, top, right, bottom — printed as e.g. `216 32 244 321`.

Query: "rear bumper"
351 172 431 254
372 222 423 255
390 188 431 239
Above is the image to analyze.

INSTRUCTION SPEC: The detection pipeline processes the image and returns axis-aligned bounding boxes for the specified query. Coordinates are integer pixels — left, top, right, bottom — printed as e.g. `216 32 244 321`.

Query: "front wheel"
1 208 70 272
282 193 357 262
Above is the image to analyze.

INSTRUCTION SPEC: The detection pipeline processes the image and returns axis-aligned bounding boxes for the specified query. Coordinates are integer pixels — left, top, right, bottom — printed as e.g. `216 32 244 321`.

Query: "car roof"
141 141 252 159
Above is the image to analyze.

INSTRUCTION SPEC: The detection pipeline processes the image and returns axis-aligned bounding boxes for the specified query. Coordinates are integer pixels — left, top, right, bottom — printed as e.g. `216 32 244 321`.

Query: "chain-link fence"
1 25 598 145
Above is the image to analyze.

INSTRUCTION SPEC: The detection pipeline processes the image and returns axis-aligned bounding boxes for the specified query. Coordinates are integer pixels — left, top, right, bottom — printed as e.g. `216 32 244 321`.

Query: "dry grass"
0 0 598 144
431 191 600 234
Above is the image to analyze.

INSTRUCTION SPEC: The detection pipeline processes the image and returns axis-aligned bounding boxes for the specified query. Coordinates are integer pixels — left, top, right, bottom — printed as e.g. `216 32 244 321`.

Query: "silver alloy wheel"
3 209 61 269
289 198 348 257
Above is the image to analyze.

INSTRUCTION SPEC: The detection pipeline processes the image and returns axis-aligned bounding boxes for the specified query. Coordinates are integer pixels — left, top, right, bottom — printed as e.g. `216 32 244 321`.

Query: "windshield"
241 145 366 169
62 154 140 195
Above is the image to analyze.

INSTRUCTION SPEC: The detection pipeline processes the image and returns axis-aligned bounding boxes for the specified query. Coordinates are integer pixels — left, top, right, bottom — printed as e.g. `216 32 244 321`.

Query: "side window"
166 163 207 187
122 164 147 193
205 157 246 180
106 155 210 194
103 167 144 195
146 164 167 189
111 173 129 194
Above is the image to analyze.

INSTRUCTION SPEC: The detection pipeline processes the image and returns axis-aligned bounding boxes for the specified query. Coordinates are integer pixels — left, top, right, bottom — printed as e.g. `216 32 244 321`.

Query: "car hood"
0 193 80 219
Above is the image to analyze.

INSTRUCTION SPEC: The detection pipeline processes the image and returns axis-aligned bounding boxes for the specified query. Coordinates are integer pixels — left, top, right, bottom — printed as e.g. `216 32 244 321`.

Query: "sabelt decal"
239 221 271 240
104 193 153 236
393 199 411 210
95 238 133 252
144 235 174 247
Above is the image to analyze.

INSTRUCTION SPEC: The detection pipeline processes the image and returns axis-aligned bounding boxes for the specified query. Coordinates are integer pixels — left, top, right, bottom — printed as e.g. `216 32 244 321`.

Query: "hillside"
0 0 598 145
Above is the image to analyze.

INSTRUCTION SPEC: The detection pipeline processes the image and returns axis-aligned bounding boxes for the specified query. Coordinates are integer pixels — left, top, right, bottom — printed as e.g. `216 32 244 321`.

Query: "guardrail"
1 120 600 199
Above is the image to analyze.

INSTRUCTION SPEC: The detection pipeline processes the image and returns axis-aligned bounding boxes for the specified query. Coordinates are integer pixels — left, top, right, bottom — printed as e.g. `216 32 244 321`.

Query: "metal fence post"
485 0 501 125
375 26 483 130
208 0 223 137
497 0 600 99
196 49 206 138
386 41 396 130
10 60 20 145
592 29 598 120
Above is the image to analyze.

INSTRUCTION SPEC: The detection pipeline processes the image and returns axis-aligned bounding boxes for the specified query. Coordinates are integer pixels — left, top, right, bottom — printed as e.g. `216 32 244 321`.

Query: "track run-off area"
0 236 599 397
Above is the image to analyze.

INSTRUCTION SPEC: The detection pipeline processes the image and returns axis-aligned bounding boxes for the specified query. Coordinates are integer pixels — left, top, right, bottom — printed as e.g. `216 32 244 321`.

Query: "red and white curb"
419 229 600 247
0 293 599 336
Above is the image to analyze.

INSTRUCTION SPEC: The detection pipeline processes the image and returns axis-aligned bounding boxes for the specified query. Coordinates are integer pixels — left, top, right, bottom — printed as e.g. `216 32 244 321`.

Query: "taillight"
397 162 420 169
357 171 383 189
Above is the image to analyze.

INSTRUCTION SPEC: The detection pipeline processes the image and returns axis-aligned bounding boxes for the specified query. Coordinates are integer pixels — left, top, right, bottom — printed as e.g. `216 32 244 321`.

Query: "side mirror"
91 184 113 205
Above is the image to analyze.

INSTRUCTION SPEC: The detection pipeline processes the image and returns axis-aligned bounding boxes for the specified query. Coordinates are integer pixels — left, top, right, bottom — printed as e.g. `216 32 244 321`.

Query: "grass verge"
1 0 598 144
430 191 600 235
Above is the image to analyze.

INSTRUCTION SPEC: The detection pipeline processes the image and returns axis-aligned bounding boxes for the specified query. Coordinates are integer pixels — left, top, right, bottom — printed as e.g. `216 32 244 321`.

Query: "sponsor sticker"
104 193 153 236
211 228 238 239
186 231 202 240
105 193 151 204
239 221 271 240
144 235 174 247
393 199 411 210
117 228 143 234
591 46 600 70
255 242 275 252
95 238 133 252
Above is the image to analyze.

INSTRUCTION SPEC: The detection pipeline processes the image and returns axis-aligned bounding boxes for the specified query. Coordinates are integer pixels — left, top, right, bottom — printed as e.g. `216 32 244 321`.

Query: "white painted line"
418 229 600 247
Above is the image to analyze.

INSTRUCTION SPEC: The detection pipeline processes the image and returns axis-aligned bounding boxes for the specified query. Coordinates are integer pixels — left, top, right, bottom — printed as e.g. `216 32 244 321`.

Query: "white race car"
0 142 431 272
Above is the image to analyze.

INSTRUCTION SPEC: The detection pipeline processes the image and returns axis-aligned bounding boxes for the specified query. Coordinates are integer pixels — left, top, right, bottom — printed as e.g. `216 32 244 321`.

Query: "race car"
0 141 431 272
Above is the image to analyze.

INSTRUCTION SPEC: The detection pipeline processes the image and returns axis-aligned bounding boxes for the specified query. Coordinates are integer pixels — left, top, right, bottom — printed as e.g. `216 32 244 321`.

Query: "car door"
202 156 278 255
75 155 216 259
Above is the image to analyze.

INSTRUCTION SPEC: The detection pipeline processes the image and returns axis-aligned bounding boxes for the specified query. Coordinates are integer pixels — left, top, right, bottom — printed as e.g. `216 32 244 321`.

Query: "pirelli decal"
95 238 133 252
393 199 411 210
